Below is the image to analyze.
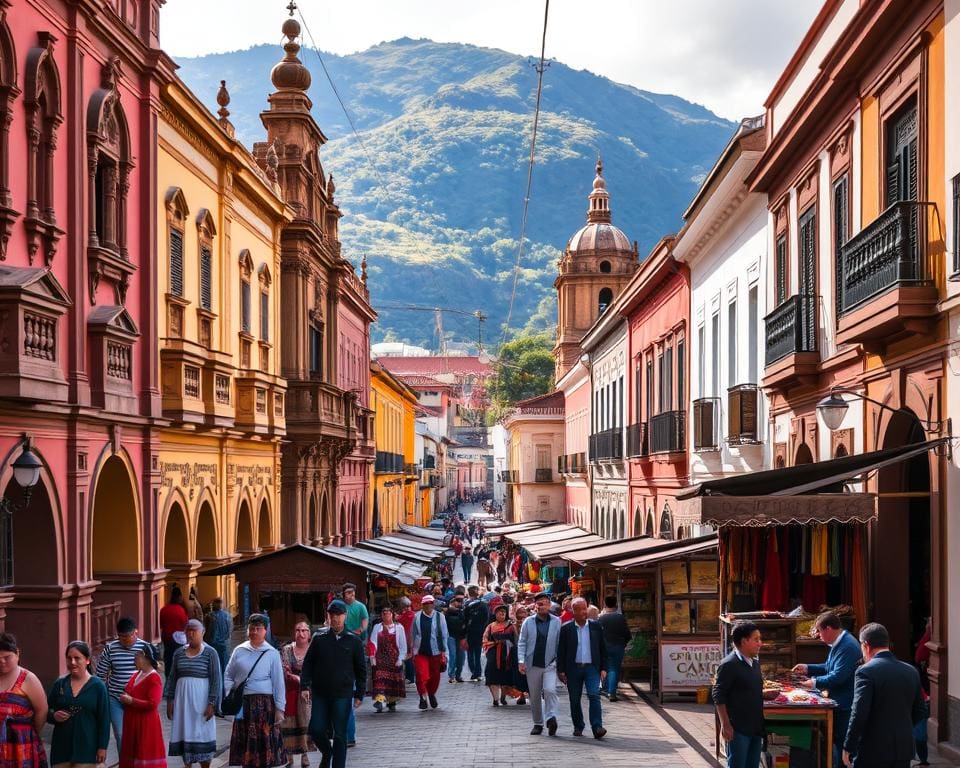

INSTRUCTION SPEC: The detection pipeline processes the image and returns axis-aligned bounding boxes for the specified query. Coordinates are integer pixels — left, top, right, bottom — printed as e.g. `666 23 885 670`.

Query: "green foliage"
176 39 733 347
488 332 555 420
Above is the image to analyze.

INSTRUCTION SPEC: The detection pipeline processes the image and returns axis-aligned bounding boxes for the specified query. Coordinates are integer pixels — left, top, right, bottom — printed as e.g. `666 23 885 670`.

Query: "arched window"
599 260 611 274
257 263 272 371
238 250 254 368
196 208 216 347
86 57 133 305
164 188 189 338
0 15 18 258
598 287 613 314
24 32 64 266
659 504 674 540
645 510 654 536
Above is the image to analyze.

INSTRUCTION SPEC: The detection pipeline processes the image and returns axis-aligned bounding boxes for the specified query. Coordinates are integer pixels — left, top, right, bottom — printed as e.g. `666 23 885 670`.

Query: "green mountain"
173 38 734 348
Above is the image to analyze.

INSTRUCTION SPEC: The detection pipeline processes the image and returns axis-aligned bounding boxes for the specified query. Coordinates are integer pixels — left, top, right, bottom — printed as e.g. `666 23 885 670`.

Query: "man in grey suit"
842 622 924 768
517 592 561 736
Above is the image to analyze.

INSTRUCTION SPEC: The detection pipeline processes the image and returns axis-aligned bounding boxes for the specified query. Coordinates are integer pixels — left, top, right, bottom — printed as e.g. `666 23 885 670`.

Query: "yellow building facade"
370 362 419 533
156 76 292 616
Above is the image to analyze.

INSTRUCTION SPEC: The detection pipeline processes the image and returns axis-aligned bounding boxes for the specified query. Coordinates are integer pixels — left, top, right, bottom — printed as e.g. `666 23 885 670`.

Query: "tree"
488 332 555 421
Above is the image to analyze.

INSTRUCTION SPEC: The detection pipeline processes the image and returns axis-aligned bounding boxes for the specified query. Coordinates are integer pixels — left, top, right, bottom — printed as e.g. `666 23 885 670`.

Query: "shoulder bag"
221 650 268 716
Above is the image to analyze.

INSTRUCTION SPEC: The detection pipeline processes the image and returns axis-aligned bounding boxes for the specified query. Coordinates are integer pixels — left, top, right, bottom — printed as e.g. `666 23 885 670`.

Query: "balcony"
352 406 376 459
763 294 820 391
727 384 760 446
588 428 623 462
692 398 720 451
404 462 420 476
836 201 937 346
500 470 519 484
626 422 648 458
649 410 685 455
535 468 553 483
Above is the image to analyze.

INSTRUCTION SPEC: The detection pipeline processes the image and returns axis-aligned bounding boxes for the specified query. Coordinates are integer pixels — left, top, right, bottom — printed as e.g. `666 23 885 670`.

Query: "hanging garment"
760 529 784 612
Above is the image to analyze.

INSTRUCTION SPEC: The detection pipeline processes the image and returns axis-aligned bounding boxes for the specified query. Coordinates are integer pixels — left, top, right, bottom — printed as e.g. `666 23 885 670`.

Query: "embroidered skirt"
228 695 286 768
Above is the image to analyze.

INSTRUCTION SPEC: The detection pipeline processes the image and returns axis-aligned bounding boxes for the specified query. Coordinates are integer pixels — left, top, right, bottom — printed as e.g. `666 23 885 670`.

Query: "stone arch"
598 287 613 314
794 443 814 466
349 499 358 543
236 498 254 553
160 489 191 560
338 502 347 543
0 11 16 235
645 509 654 536
308 492 318 543
618 509 625 539
196 499 217 559
633 506 641 537
319 490 330 543
162 500 191 588
257 498 271 550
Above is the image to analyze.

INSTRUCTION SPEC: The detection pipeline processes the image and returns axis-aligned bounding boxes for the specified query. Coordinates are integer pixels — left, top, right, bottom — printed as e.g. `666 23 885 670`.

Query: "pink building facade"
0 0 166 682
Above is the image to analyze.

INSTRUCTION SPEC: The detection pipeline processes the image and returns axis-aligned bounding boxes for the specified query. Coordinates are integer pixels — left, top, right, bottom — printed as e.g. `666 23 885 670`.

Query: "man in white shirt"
557 597 608 738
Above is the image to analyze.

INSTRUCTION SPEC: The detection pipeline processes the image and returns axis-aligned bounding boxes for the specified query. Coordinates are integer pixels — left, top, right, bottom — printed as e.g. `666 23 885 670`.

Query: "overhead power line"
500 0 550 346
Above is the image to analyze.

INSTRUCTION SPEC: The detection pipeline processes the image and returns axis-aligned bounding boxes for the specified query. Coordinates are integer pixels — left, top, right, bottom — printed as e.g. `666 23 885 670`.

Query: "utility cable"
500 0 550 347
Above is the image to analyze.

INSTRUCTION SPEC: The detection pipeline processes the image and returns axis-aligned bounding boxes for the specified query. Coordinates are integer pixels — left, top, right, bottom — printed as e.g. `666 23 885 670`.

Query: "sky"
161 0 824 121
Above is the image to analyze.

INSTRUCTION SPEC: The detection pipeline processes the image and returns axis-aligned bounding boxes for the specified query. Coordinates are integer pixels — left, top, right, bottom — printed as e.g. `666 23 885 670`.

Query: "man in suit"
517 592 562 736
843 622 925 768
793 611 862 765
557 596 608 739
713 620 764 768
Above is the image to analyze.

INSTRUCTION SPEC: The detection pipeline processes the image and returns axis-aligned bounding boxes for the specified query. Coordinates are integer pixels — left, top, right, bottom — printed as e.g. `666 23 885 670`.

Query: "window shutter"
728 387 742 441
741 388 758 441
260 292 269 341
694 398 714 450
775 235 787 306
200 246 212 310
834 176 848 317
169 229 184 297
676 340 685 411
241 281 251 333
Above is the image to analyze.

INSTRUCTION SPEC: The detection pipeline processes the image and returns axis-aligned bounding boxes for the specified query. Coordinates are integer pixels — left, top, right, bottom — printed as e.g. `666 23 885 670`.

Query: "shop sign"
660 641 722 689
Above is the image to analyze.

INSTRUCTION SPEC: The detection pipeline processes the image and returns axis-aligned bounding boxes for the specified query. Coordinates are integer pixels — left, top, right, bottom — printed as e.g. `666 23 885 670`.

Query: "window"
663 345 673 413
599 260 611 273
727 301 737 387
618 374 625 428
747 286 758 383
645 357 653 420
634 360 642 422
710 312 720 396
199 246 212 310
886 100 918 208
952 174 959 275
677 338 685 411
775 234 787 306
697 325 705 398
833 175 849 314
260 291 269 342
598 287 613 314
170 230 185 297
241 280 251 333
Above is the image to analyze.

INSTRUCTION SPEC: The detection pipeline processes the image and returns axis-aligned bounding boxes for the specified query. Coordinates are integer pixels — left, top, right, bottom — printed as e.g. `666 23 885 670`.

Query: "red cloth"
560 610 574 624
397 609 416 645
414 653 443 696
119 671 166 768
760 529 784 612
158 603 188 643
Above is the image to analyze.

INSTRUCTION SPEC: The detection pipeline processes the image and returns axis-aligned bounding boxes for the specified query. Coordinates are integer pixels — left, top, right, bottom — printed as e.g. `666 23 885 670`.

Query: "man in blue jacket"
557 596 608 739
793 611 862 765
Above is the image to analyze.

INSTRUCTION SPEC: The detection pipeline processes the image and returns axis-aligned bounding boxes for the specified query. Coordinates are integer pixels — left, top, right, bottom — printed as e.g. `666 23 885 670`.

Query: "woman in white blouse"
368 606 408 712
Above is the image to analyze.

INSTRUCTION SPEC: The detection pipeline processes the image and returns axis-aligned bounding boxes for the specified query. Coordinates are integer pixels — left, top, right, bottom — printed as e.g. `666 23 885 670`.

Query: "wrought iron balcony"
839 201 927 313
375 451 404 473
588 428 623 462
535 468 553 483
765 294 818 366
692 398 720 451
649 410 685 454
626 422 648 458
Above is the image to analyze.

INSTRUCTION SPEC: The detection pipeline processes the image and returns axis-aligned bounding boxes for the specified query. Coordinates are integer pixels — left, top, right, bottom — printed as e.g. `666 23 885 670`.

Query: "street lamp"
0 438 42 514
817 386 951 440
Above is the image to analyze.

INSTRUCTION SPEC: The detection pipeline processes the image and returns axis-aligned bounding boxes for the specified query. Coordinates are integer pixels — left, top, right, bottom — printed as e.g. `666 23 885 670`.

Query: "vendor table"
715 701 835 768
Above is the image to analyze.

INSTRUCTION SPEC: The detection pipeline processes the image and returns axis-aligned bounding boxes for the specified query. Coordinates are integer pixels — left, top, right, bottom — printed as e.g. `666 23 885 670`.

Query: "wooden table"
714 701 835 768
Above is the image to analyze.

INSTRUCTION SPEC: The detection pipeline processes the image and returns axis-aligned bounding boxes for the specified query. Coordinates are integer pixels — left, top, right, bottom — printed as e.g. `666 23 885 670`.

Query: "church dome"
565 158 633 255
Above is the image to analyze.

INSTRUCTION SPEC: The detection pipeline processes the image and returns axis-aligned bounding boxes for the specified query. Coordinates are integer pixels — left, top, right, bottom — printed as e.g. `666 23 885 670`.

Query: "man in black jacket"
557 597 608 739
598 595 632 701
463 586 488 681
713 620 764 768
301 599 366 768
842 622 924 768
444 595 467 683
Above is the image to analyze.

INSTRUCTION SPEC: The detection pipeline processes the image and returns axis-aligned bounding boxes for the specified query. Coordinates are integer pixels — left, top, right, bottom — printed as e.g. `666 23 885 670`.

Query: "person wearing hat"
300 600 365 768
165 618 222 768
224 613 287 768
396 597 417 684
409 594 449 710
118 643 166 768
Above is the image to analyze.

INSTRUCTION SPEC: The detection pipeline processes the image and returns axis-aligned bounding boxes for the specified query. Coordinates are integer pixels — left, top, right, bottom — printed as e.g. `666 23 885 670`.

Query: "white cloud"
162 0 823 120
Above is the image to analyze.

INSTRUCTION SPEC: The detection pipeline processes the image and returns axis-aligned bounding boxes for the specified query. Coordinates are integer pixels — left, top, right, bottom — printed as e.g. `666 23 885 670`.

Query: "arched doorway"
195 501 219 604
645 510 654 536
794 443 814 465
90 454 140 635
633 506 641 537
162 501 191 595
876 408 929 662
236 499 254 553
3 472 62 683
618 510 625 540
319 491 329 544
659 505 674 540
257 499 271 550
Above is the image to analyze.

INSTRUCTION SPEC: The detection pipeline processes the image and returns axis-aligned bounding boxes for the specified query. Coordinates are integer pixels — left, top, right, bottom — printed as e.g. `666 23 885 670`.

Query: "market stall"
492 524 596 590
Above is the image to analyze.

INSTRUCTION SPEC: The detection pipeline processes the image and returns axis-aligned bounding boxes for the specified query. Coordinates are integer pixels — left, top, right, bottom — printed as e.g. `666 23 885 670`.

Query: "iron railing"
535 468 553 483
650 410 685 454
588 428 623 462
626 422 648 458
765 293 818 365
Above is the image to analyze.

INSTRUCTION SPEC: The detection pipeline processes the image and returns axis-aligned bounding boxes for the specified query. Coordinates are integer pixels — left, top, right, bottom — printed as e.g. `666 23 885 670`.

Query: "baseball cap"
421 594 435 604
327 599 348 615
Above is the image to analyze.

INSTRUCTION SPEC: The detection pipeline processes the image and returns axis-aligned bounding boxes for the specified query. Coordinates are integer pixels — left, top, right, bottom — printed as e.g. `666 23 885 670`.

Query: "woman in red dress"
119 644 166 768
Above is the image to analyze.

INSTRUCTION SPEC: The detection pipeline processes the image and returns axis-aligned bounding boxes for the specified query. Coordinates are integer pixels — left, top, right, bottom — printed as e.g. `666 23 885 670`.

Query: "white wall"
689 194 770 482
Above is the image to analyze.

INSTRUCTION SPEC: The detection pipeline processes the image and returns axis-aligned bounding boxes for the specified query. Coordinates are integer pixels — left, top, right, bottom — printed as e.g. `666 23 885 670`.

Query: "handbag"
221 650 267 716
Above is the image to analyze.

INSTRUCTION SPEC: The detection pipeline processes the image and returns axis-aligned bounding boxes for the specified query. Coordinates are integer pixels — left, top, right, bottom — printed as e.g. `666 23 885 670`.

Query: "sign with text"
660 641 723 689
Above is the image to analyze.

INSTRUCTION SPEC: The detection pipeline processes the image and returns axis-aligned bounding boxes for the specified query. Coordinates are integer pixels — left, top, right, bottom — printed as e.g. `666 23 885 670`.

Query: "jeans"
211 641 229 676
309 697 352 768
108 695 124 752
446 637 465 679
346 706 356 743
565 664 603 732
404 657 415 683
725 732 763 768
467 638 483 678
833 708 850 768
606 644 625 695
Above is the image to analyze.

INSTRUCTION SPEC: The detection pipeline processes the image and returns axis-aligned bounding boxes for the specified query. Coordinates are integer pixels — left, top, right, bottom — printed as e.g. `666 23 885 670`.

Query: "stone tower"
554 159 639 381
